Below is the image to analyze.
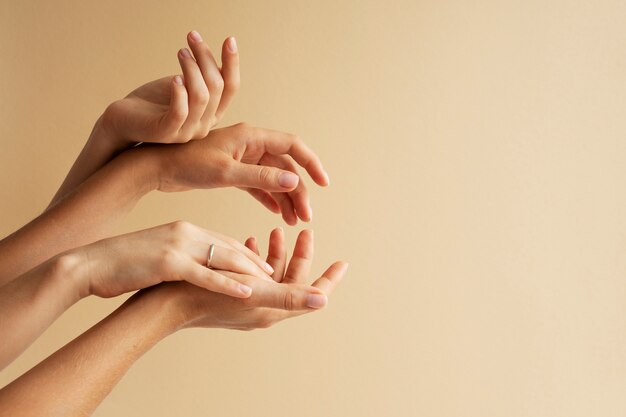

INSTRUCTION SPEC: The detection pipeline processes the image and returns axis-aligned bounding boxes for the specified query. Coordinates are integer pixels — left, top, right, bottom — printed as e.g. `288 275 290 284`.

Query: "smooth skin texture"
0 123 327 286
0 230 348 417
49 31 317 225
0 224 331 371
50 31 239 206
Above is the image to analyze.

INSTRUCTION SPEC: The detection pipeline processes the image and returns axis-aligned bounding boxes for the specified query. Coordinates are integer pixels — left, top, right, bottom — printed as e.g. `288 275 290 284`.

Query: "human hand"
101 31 239 147
156 228 347 331
152 123 330 225
74 220 273 299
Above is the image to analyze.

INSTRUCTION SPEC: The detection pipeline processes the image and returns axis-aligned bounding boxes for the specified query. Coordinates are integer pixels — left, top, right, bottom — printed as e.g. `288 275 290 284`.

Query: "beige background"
2 0 626 416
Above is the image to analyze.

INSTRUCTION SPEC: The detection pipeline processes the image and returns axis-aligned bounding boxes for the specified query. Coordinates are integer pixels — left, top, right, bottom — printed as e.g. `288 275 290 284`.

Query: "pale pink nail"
173 75 183 85
306 294 327 309
278 172 299 189
179 48 191 58
264 262 274 274
189 30 202 42
239 284 252 296
227 36 238 53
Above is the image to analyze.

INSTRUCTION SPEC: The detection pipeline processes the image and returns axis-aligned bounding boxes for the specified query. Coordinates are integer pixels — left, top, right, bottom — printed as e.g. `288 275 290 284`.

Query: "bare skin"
0 30 345 416
0 230 348 417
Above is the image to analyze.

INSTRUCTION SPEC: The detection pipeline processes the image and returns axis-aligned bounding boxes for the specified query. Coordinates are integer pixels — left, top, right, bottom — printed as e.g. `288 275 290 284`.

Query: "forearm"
0 287 180 417
0 254 85 370
0 147 158 285
49 115 130 208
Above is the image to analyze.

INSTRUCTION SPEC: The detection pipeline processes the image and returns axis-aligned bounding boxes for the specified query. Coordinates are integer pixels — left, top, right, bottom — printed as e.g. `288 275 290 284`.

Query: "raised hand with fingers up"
164 228 348 331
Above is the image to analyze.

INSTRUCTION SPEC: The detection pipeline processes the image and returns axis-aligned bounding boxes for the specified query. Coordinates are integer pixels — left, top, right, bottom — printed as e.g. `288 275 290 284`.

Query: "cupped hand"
153 123 330 225
159 228 348 331
102 31 239 146
76 220 273 299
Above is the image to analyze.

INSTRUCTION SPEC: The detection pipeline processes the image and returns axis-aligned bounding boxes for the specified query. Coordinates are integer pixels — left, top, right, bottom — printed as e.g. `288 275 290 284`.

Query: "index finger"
250 127 330 187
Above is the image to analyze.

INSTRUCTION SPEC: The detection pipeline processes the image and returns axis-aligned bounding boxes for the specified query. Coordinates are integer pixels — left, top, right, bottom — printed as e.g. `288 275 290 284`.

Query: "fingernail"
227 36 238 53
173 75 183 85
324 171 330 185
308 207 313 221
278 172 299 189
306 293 327 309
179 48 191 58
239 284 252 296
264 262 274 274
189 30 202 42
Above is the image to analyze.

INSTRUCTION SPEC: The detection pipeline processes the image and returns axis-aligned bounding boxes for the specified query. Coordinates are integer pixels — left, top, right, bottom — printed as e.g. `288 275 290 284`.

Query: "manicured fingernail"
189 30 202 42
173 75 183 85
264 262 274 274
324 171 330 185
227 36 237 53
239 284 252 296
306 294 328 309
278 172 299 189
179 48 191 58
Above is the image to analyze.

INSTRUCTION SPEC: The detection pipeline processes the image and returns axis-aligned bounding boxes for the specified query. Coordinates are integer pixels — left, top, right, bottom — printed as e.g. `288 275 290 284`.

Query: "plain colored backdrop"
2 0 626 416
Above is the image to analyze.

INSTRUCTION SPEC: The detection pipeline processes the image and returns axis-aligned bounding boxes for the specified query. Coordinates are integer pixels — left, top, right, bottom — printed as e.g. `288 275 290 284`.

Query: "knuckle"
233 122 250 135
208 76 224 93
229 76 241 91
197 90 210 104
169 220 193 236
197 125 211 139
257 166 275 185
282 291 296 311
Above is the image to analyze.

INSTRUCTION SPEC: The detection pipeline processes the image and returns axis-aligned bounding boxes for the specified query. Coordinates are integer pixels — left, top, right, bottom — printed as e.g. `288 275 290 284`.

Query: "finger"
160 75 189 136
205 230 275 276
282 229 314 284
248 127 329 186
228 161 301 192
245 236 260 255
187 31 224 126
240 277 328 311
207 244 272 281
266 227 287 282
272 191 298 226
182 263 252 298
216 36 240 120
177 47 210 136
281 262 350 320
311 261 349 294
244 188 281 214
260 153 312 222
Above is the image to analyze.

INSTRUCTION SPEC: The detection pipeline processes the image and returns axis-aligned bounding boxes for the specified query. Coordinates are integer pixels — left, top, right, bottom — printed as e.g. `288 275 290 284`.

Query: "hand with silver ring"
72 220 275 300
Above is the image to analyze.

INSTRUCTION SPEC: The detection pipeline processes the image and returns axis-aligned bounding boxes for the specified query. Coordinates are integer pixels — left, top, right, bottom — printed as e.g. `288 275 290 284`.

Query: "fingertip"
238 284 253 298
178 47 192 59
225 36 238 53
331 261 350 277
173 75 183 86
306 292 328 309
244 236 256 248
320 171 330 187
278 171 299 189
188 30 203 43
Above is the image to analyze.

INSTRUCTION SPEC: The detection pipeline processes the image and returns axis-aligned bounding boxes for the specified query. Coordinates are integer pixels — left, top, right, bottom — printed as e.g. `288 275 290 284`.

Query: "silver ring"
206 244 216 268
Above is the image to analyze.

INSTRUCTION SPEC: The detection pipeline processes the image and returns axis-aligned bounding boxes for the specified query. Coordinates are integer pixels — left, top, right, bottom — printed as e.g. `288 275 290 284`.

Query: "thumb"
230 162 300 192
254 283 328 311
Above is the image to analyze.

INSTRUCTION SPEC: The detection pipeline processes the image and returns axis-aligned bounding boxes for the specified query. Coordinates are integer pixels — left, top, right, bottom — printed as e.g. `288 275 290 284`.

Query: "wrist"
90 112 130 156
136 283 190 336
44 250 93 305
